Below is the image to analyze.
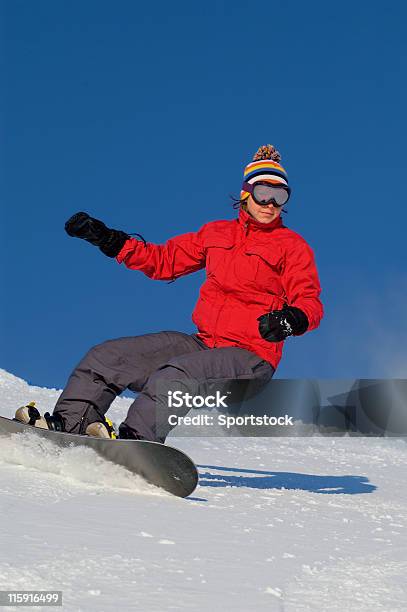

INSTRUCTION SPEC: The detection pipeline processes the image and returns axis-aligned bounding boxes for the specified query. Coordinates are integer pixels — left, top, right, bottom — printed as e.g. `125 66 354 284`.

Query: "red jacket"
117 208 323 370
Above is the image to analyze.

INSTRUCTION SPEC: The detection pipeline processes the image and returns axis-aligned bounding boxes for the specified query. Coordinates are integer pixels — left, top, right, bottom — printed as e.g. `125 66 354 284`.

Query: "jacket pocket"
204 236 235 276
244 245 285 301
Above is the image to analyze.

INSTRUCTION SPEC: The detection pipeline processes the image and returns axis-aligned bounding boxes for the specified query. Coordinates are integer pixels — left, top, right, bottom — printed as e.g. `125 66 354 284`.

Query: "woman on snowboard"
17 144 323 442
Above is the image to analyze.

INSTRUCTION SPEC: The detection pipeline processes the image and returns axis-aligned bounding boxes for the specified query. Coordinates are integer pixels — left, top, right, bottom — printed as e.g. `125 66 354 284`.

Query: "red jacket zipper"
212 220 249 345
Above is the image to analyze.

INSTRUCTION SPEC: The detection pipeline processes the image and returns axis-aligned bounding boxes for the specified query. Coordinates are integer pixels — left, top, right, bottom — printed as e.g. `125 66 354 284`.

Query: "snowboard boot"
118 422 145 441
15 402 117 438
85 417 117 439
15 403 66 431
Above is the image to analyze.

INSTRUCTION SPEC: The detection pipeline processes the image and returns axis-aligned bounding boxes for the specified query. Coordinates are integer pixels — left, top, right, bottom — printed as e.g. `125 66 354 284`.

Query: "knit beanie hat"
240 144 289 201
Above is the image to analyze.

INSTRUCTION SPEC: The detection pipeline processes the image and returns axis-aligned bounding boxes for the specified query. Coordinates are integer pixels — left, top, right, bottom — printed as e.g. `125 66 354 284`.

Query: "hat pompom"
253 144 281 163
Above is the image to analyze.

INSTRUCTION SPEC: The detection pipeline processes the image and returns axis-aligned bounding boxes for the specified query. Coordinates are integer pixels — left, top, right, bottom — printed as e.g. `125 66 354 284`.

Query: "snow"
0 368 406 611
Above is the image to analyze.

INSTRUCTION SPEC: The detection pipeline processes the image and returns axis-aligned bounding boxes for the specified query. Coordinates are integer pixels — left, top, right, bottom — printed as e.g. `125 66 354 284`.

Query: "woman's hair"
231 194 249 210
230 144 285 211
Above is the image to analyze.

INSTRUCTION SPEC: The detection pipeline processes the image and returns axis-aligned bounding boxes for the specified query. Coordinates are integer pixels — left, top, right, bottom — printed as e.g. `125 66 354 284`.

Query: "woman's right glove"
65 212 130 258
258 304 309 342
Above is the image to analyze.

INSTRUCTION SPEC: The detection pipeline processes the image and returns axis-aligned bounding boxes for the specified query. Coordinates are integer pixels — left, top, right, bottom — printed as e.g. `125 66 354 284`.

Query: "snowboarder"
16 144 323 442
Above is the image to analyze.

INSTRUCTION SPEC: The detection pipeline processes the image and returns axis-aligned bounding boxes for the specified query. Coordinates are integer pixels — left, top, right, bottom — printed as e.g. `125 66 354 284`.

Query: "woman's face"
246 195 282 224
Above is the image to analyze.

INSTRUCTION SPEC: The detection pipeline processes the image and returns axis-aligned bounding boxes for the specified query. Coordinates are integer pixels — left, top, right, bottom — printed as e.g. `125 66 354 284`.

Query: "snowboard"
0 415 198 498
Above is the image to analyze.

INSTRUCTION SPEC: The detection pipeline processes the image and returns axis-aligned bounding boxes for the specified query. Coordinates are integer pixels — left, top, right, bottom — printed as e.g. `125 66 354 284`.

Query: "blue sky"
1 0 406 390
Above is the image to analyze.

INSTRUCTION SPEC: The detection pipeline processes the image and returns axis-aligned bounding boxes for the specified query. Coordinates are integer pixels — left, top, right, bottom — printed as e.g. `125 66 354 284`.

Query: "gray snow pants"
53 331 274 442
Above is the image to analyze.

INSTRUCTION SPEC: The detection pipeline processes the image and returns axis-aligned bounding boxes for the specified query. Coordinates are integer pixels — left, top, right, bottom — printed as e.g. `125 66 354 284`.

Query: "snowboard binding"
15 403 138 441
14 402 49 429
14 402 66 431
86 418 117 439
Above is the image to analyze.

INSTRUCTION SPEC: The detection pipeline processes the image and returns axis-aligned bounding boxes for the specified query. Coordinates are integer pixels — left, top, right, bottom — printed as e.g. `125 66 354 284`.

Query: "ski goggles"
242 181 291 207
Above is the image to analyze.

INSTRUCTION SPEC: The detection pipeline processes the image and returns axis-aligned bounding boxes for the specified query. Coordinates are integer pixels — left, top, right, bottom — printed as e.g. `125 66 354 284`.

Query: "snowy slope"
0 368 406 611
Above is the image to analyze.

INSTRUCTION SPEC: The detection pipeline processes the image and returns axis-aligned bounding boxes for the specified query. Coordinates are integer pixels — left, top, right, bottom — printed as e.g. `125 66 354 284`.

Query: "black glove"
257 304 309 342
65 212 130 258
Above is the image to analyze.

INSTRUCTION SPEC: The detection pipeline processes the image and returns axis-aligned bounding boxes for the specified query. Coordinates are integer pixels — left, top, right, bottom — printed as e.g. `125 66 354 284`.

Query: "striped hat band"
243 159 288 186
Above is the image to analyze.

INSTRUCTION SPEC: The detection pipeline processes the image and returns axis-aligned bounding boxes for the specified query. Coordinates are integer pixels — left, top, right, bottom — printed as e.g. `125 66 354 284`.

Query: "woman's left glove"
65 212 130 258
257 304 309 342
